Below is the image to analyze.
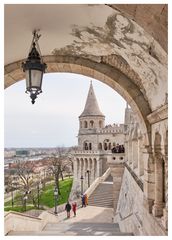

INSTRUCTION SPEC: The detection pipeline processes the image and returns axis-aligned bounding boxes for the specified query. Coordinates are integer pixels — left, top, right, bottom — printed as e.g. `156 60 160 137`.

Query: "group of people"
65 194 88 219
81 194 88 207
111 144 125 153
65 201 77 218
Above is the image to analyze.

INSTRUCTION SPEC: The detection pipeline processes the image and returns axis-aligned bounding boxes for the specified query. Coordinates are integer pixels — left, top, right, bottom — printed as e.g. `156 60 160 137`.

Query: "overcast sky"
4 73 126 148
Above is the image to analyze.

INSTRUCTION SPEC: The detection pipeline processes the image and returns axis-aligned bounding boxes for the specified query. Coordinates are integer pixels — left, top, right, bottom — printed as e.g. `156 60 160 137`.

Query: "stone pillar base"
143 198 154 213
152 202 164 217
161 208 168 230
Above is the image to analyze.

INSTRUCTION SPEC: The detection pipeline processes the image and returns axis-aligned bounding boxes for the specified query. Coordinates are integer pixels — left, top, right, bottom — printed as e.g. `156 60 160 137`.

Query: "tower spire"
79 82 104 117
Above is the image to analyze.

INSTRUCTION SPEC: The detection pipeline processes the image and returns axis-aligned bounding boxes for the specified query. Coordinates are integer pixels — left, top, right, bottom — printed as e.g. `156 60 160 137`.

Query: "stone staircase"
8 222 133 236
88 175 113 208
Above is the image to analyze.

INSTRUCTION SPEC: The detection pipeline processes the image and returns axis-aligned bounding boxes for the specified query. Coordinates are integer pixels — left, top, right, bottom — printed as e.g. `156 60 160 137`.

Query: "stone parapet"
74 150 112 156
4 211 45 235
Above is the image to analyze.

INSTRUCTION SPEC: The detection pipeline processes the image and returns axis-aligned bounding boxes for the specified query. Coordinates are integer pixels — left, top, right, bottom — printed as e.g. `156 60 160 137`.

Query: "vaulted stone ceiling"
4 4 168 112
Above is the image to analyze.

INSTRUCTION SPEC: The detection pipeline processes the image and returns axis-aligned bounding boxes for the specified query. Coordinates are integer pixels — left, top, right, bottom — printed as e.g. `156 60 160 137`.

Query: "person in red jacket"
72 202 77 217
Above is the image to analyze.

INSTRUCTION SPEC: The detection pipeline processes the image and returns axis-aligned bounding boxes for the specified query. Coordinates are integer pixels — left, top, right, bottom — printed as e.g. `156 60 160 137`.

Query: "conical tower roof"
80 81 105 117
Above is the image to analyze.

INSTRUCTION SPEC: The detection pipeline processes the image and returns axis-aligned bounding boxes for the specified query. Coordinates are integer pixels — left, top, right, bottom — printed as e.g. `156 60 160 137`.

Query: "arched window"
80 121 82 128
99 120 102 128
84 142 88 150
84 121 88 128
90 120 94 128
98 143 102 150
104 142 108 150
89 143 92 150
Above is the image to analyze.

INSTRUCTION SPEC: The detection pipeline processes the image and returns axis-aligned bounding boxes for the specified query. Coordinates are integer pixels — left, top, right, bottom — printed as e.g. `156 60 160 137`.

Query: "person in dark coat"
65 201 71 218
81 194 85 207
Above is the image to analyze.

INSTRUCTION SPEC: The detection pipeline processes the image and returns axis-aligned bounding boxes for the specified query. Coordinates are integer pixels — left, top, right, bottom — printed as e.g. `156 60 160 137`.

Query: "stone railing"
74 150 112 155
84 168 111 198
4 211 46 235
74 150 101 154
124 163 143 191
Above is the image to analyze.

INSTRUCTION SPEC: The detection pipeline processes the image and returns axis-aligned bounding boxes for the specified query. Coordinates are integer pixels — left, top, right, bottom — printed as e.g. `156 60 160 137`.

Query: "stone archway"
5 4 168 235
4 55 152 145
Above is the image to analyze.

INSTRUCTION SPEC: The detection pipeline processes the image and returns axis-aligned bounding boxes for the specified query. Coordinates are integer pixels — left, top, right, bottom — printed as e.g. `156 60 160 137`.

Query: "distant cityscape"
4 147 74 170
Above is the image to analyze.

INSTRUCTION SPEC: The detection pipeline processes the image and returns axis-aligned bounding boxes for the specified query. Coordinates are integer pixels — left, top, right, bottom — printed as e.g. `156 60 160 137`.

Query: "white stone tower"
78 81 105 151
71 81 126 199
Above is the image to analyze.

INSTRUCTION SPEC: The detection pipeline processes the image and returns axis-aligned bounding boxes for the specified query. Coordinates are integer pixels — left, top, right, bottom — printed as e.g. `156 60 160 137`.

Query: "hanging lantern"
22 30 47 104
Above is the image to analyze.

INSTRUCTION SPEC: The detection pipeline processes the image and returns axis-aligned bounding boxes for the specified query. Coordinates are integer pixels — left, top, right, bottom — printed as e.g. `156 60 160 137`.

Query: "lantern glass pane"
31 69 43 89
25 70 30 89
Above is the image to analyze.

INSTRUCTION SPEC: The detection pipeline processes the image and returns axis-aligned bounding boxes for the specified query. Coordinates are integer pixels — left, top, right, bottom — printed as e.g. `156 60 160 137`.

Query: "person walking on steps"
81 194 85 207
65 201 71 218
85 194 88 206
72 202 77 217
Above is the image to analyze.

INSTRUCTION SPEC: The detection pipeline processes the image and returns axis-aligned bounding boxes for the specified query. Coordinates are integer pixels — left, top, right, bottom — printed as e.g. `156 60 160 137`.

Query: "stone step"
44 222 120 230
8 222 133 236
88 199 113 203
87 179 114 208
89 197 113 200
8 230 133 236
89 189 113 195
88 205 113 208
88 201 113 204
89 195 113 199
88 202 113 205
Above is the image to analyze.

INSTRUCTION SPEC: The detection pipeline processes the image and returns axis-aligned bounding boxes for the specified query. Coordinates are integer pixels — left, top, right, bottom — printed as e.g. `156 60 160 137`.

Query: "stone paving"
58 205 114 223
9 205 133 236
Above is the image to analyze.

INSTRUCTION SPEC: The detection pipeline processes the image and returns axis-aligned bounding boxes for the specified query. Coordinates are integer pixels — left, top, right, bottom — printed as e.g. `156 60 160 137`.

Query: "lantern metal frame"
22 30 47 104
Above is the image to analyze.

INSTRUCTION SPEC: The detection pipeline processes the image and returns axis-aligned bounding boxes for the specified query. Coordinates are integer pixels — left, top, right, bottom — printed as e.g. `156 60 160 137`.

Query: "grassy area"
4 205 35 213
40 177 73 207
4 177 73 212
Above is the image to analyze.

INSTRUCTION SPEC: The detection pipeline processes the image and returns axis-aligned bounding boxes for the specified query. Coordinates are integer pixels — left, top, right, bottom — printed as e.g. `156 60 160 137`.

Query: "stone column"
90 159 94 184
73 158 78 179
138 137 144 177
152 154 164 217
78 159 83 190
94 159 98 179
96 159 100 177
128 140 132 165
161 157 168 230
82 159 86 192
132 139 138 169
143 146 155 213
124 140 128 163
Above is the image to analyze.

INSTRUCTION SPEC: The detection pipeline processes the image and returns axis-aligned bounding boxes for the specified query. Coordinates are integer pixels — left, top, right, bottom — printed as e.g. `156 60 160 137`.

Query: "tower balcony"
79 128 97 135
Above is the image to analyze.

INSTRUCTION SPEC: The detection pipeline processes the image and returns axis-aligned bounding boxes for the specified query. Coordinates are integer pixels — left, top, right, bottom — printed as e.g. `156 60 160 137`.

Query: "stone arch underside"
5 55 152 144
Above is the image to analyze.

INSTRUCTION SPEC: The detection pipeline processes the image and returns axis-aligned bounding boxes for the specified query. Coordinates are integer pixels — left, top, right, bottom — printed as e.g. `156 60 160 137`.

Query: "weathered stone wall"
115 167 166 235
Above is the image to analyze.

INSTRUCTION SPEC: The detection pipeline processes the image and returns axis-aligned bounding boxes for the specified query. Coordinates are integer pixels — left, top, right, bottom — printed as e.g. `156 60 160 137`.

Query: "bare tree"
10 161 39 208
48 147 73 194
15 161 35 193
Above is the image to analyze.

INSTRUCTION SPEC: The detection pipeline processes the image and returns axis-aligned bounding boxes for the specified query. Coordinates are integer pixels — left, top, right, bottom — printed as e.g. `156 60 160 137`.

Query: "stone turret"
79 81 105 132
78 82 105 151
